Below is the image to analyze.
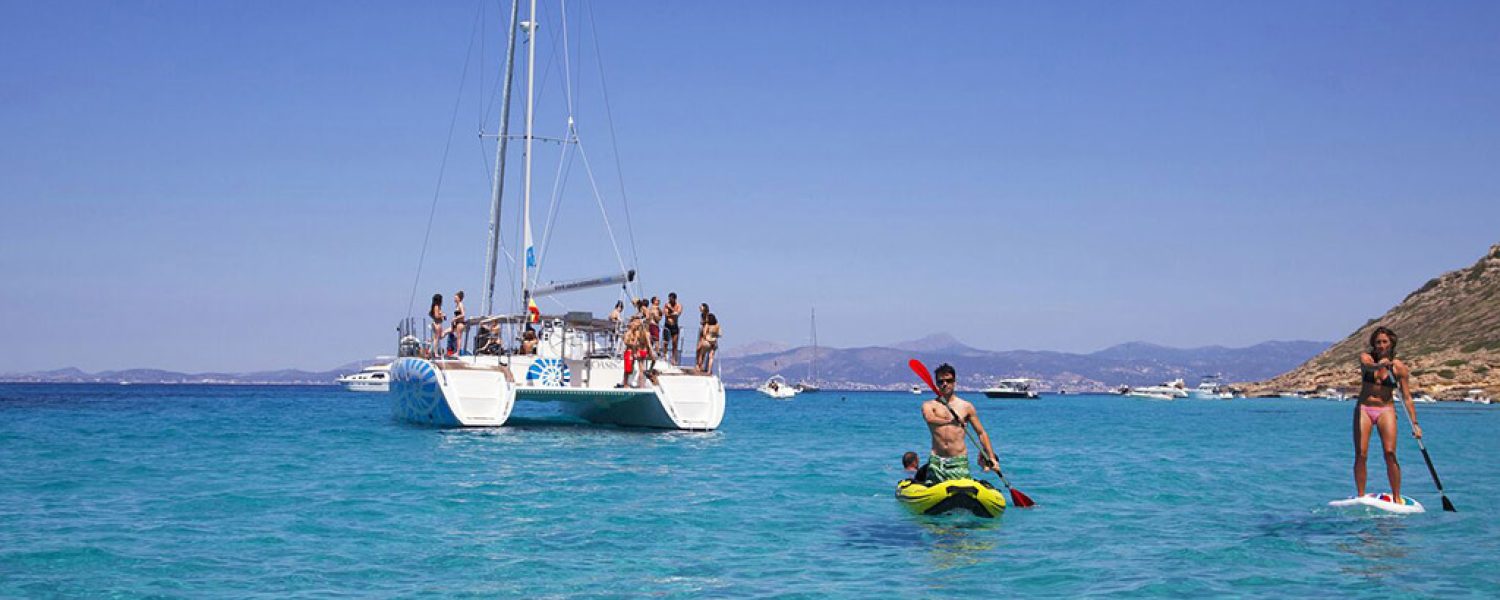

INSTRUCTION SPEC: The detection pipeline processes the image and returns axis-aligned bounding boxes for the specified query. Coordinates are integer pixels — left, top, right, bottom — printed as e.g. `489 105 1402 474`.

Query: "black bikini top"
1362 366 1398 387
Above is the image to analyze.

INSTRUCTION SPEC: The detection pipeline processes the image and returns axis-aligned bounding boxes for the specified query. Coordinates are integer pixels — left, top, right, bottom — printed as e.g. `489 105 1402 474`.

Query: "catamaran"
387 0 724 430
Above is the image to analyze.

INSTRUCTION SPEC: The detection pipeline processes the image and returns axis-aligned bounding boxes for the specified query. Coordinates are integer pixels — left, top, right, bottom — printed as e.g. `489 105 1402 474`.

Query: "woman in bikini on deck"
1353 326 1424 501
427 294 445 358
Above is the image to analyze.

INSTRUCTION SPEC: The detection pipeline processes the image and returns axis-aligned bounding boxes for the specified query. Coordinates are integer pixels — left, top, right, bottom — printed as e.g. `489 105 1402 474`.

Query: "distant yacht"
910 385 923 395
1186 375 1233 399
1463 388 1492 405
982 378 1039 399
758 375 797 399
794 308 821 393
338 363 391 392
1413 393 1437 404
1127 378 1189 400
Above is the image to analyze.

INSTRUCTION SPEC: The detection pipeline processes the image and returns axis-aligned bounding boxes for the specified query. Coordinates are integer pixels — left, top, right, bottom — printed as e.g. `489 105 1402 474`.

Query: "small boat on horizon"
758 375 797 399
1126 378 1188 400
982 378 1039 399
337 362 391 392
1186 375 1233 400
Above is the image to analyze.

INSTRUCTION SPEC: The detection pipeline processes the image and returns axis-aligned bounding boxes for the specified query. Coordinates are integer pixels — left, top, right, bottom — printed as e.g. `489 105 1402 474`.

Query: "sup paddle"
1414 437 1457 512
908 359 1035 508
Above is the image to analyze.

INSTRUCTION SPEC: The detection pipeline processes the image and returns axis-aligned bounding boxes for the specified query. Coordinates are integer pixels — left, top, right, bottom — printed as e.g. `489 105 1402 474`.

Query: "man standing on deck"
662 292 683 364
921 363 1000 483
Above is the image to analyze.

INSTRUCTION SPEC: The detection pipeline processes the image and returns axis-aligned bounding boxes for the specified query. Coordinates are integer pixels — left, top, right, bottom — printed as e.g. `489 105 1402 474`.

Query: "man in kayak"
902 451 929 483
921 363 1000 483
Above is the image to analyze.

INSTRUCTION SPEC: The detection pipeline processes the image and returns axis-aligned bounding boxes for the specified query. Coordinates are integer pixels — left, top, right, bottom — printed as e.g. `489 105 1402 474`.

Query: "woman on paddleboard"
1354 326 1423 501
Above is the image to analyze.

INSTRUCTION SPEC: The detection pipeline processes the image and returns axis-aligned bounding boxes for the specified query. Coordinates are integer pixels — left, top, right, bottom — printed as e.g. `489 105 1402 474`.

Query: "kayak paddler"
920 363 1000 483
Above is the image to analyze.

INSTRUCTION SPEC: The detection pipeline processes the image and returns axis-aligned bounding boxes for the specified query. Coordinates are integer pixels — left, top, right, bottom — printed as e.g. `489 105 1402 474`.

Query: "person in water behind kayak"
921 363 1000 483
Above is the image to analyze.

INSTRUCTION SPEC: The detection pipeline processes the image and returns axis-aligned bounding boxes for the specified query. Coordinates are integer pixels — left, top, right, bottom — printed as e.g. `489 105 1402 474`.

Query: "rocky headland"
1253 243 1500 399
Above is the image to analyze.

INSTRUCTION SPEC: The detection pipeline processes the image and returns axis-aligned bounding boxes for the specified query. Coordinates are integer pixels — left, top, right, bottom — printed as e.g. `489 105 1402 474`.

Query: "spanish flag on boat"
527 297 540 323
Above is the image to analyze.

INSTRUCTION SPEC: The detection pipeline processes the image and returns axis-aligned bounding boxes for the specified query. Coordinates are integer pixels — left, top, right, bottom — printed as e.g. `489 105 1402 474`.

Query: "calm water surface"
2 384 1498 597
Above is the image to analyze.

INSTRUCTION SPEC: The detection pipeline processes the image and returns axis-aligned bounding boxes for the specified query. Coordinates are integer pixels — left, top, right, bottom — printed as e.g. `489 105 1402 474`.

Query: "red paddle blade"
1009 488 1036 508
907 359 937 394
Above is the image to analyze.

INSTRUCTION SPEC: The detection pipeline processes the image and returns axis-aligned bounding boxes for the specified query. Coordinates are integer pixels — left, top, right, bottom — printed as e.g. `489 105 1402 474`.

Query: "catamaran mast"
481 0 523 316
519 0 538 317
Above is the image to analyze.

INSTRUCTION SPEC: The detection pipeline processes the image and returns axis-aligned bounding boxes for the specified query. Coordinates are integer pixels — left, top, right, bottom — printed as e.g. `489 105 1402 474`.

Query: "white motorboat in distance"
982 378 1039 399
337 363 391 392
910 385 924 395
758 375 798 399
1126 378 1189 400
1186 375 1233 399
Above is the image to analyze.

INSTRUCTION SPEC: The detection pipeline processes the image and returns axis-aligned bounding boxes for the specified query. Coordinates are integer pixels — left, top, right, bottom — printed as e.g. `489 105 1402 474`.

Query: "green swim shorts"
925 453 971 483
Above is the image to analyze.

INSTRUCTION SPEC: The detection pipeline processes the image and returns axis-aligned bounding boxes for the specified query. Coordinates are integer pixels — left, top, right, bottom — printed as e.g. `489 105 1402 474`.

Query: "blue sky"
2 1 1498 372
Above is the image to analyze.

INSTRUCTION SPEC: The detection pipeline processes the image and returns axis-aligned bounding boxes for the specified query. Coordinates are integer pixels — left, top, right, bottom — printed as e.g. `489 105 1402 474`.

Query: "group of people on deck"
423 291 541 358
905 326 1428 507
419 289 721 389
609 293 721 388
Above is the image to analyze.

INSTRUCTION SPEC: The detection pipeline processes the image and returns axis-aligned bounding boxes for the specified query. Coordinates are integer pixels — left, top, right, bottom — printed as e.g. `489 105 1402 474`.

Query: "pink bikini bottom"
1360 404 1394 424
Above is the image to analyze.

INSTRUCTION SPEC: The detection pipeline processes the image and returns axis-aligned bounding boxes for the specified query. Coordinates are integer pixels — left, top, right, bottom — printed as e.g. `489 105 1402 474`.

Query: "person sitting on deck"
475 319 502 355
520 328 538 355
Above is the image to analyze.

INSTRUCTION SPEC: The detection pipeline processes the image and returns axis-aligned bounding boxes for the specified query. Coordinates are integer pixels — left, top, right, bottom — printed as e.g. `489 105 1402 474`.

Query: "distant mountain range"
0 337 1328 391
0 360 382 385
719 334 1330 391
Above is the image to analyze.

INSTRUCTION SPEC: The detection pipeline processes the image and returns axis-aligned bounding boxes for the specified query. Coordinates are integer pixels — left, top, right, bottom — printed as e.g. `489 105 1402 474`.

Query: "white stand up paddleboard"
1328 493 1426 514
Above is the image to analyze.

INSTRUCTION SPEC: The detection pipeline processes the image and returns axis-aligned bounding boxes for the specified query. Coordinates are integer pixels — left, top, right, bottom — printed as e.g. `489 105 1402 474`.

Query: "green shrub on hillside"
1438 369 1456 379
1443 359 1467 367
1405 278 1442 302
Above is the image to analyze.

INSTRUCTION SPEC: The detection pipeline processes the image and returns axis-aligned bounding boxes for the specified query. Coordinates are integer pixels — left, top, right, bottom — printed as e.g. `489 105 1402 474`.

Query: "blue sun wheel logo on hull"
526 358 571 387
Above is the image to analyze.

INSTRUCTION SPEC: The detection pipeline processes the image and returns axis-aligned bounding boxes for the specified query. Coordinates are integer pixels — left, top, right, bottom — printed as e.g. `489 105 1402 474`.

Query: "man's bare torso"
923 397 972 458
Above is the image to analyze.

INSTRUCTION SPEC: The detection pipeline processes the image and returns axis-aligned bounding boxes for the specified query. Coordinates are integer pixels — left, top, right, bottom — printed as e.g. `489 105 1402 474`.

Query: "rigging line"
559 0 576 121
532 130 579 284
573 136 630 278
585 3 642 296
406 1 487 318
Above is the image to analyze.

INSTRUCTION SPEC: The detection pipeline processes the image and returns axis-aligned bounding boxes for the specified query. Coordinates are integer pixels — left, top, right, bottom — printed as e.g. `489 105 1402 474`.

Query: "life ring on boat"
526 358 571 387
895 478 1006 518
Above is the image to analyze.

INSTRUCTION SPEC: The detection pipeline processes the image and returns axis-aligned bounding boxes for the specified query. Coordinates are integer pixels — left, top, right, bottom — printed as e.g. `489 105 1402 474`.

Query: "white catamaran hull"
390 356 724 430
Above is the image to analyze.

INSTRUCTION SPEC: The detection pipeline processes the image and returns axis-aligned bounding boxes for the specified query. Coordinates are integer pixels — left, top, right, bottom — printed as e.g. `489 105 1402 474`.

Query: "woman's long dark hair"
430 294 443 318
1368 326 1398 359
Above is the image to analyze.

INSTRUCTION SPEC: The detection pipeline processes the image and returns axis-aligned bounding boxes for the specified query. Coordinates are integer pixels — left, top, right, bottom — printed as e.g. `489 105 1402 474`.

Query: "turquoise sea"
2 384 1498 597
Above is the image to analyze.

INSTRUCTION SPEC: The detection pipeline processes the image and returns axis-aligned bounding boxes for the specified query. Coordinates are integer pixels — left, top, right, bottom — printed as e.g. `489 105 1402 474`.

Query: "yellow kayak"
896 478 1006 518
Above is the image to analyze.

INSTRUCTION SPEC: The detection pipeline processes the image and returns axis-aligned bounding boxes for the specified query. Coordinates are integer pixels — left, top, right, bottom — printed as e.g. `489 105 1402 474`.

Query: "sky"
2 1 1498 373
